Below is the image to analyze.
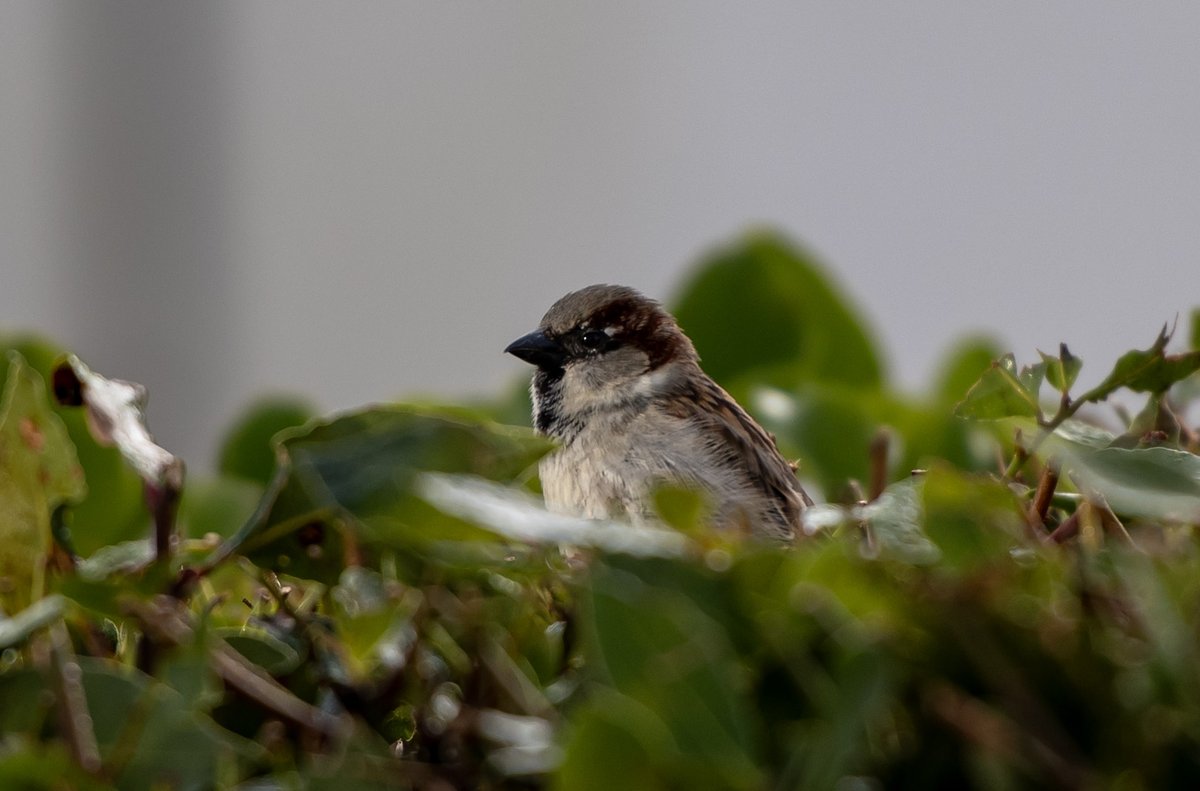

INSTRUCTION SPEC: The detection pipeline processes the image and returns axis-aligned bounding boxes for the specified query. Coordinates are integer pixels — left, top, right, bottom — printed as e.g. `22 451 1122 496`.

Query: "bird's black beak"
505 330 567 369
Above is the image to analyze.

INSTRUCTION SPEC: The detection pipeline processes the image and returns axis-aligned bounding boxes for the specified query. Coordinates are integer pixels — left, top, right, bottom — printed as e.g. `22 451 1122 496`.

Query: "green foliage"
218 398 315 487
672 230 883 389
3 232 1200 789
0 354 85 613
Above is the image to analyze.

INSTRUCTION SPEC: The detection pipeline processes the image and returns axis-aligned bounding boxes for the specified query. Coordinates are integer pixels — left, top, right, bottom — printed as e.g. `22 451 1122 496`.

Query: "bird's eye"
581 329 610 350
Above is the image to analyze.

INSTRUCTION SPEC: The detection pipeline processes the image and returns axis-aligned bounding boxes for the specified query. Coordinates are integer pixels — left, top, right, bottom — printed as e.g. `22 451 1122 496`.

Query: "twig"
126 597 348 745
1045 511 1080 545
868 428 890 502
1028 465 1059 532
49 622 101 774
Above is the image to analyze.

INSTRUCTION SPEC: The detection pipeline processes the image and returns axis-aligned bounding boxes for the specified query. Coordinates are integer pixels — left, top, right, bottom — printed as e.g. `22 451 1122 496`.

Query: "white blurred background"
3 3 1198 468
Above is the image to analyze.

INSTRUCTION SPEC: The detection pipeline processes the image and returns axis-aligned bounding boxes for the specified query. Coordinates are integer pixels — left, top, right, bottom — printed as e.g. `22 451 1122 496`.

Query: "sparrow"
505 284 812 541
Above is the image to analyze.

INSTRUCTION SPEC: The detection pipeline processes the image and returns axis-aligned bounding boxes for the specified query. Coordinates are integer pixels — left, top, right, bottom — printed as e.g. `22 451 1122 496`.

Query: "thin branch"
1045 511 1080 545
49 622 101 774
1028 465 1059 532
125 598 348 745
868 428 890 502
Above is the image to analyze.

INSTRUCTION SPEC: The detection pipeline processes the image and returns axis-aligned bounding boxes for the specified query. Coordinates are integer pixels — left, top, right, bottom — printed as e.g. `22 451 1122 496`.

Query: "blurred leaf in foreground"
0 353 85 613
672 230 883 390
567 556 763 791
217 397 315 487
216 405 553 581
921 465 1026 570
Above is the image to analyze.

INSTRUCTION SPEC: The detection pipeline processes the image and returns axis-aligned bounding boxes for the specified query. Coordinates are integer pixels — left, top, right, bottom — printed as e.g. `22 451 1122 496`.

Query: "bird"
505 284 812 541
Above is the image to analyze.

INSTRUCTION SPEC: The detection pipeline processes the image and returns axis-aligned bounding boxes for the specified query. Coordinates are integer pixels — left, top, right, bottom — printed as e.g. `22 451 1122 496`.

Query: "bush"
2 231 1199 790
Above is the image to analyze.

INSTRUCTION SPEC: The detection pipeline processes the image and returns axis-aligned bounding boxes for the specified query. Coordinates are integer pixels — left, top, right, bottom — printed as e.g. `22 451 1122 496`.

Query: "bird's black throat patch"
531 367 564 435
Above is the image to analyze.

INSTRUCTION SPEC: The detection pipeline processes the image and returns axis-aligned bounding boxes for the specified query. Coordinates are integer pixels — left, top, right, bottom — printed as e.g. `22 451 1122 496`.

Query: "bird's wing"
662 372 812 538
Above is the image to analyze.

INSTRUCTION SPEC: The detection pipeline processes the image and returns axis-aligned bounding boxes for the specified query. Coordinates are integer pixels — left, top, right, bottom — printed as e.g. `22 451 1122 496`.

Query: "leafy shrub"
1 231 1199 790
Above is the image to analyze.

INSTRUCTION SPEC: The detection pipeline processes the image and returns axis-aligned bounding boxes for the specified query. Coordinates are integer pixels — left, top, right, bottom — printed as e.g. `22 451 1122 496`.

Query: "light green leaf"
858 477 940 564
1019 361 1046 397
0 353 85 613
1041 435 1200 522
1082 326 1200 401
954 359 1040 420
417 473 690 558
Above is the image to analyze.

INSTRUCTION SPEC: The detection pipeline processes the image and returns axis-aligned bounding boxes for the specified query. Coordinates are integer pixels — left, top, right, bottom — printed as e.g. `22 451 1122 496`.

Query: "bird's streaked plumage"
506 284 811 541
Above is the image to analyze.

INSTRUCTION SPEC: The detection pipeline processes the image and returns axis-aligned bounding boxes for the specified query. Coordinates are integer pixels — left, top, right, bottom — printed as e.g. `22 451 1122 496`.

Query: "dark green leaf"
672 230 883 389
1039 343 1082 393
218 398 315 487
920 466 1026 569
578 558 763 789
220 628 303 676
216 405 553 581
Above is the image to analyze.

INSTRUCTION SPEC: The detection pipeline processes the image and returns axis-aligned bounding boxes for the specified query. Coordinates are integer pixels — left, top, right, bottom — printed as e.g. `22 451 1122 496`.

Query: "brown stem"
126 598 347 745
147 460 184 563
1046 511 1080 544
868 428 890 502
1028 465 1059 531
49 622 101 774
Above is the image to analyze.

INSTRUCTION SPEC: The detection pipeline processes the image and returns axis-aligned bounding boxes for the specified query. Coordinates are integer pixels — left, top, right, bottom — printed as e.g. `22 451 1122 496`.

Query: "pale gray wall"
4 2 1199 467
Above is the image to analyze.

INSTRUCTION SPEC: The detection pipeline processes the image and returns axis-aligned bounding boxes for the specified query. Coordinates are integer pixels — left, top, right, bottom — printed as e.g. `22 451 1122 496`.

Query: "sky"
3 3 1199 467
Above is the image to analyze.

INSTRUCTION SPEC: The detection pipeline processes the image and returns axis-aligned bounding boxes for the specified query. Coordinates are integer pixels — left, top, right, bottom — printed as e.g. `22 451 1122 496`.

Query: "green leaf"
0 353 86 613
0 667 54 734
218 397 315 487
1038 343 1082 393
920 466 1027 569
671 230 883 389
1019 361 1046 397
0 336 147 557
554 689 676 791
858 477 940 564
220 628 303 676
954 357 1040 420
1039 432 1200 521
1083 326 1200 400
578 557 763 790
1190 308 1200 351
78 657 234 791
933 336 1005 404
178 476 264 540
416 473 689 558
0 744 109 791
217 405 553 581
